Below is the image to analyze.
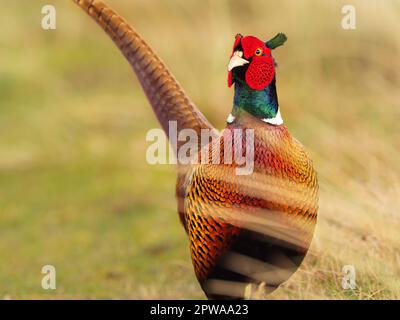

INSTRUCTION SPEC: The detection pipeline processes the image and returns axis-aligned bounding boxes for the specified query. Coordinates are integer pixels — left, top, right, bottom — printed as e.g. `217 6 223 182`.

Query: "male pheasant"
72 0 318 299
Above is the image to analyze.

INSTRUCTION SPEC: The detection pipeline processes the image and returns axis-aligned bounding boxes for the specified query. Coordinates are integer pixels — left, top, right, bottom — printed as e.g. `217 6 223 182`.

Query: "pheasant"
72 0 318 299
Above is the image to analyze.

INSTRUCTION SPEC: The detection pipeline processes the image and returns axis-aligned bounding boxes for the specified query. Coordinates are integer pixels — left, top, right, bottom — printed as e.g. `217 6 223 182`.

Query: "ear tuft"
265 33 287 50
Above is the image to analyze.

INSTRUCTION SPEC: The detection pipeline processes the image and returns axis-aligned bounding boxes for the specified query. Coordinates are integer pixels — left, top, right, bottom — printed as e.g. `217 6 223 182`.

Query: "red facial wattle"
228 70 233 87
245 55 275 90
227 35 275 90
227 34 242 87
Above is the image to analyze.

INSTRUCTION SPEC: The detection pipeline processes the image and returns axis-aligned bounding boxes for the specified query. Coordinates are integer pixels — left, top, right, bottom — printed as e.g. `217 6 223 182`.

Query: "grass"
0 0 399 299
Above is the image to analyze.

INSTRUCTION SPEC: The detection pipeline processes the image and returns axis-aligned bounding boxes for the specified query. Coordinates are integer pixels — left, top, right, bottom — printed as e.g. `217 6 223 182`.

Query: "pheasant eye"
255 48 263 56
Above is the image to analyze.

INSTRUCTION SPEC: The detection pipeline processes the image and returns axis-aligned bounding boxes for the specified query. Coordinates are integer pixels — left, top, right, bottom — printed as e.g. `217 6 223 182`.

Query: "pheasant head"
227 33 287 125
228 33 287 90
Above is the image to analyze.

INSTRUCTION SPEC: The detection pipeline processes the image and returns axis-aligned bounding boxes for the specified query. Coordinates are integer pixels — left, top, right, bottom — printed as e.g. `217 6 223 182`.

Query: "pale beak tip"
228 51 249 72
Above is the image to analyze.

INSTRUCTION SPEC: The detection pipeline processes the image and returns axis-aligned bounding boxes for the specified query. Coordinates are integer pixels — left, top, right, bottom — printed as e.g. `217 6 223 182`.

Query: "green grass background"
0 0 399 299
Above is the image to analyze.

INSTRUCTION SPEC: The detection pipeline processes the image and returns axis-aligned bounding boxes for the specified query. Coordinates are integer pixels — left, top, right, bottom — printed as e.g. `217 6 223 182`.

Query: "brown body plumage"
72 0 318 299
181 109 318 298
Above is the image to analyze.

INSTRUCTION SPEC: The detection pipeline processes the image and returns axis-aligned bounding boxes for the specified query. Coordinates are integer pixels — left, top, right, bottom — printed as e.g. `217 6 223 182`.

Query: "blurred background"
0 0 399 299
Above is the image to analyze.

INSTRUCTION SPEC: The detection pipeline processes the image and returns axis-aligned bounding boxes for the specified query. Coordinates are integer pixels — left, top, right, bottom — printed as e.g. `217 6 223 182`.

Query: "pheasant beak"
228 51 249 71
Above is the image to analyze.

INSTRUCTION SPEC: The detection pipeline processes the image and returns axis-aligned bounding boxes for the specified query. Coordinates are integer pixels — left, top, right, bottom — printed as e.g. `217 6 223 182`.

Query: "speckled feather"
181 110 318 298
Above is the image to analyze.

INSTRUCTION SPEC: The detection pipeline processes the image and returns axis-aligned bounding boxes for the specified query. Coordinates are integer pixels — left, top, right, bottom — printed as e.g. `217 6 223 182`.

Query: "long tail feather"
71 0 217 151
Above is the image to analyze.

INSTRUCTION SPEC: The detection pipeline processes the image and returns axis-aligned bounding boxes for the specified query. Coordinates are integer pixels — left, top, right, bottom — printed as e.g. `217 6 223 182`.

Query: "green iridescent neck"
232 78 279 120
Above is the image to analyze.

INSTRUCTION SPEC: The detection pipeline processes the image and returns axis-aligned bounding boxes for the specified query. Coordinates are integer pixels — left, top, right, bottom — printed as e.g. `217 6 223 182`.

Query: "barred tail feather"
72 0 217 151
